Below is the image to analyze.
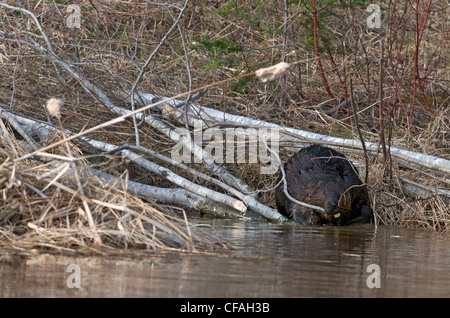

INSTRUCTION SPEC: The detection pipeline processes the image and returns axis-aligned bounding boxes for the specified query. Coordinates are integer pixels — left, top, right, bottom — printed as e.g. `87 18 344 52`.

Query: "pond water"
1 219 449 297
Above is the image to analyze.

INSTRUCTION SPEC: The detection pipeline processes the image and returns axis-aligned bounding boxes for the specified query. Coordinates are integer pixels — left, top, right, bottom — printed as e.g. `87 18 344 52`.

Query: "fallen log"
8 113 246 213
90 170 248 219
1 37 256 200
9 112 289 223
128 91 450 176
399 178 450 205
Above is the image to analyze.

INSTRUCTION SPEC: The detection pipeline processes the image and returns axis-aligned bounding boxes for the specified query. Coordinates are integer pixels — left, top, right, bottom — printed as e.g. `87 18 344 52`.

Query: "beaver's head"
289 180 356 226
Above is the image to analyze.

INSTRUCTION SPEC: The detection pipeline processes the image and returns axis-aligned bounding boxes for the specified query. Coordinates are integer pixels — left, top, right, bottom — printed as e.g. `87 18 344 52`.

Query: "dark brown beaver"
276 145 372 226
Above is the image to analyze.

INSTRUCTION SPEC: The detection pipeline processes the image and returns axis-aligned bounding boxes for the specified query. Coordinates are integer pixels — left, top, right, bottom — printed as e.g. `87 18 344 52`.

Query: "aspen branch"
105 144 288 222
8 112 247 214
9 111 289 223
87 170 247 220
0 35 257 199
128 91 450 175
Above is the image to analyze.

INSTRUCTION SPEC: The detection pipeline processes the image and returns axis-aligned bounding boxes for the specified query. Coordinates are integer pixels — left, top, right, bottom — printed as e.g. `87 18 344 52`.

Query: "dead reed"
368 161 450 233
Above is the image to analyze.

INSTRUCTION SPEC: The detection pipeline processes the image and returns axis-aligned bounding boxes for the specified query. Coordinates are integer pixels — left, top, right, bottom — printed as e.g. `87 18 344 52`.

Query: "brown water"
1 219 449 297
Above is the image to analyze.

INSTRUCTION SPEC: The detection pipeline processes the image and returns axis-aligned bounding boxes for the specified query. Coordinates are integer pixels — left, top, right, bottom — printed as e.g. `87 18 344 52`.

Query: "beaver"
275 145 372 226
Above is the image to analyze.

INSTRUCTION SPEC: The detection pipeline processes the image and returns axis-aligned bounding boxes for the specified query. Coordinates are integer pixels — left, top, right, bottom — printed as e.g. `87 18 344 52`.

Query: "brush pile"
0 0 449 242
0 125 226 253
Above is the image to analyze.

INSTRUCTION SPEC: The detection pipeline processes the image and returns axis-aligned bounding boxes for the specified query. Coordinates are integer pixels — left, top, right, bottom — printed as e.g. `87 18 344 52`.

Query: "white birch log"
119 145 289 223
9 113 247 214
90 170 247 219
141 114 257 198
129 91 450 175
10 112 289 222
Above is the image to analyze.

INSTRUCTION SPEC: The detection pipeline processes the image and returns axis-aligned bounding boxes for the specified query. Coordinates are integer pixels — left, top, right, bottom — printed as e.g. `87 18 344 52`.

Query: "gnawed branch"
127 90 450 176
9 111 290 223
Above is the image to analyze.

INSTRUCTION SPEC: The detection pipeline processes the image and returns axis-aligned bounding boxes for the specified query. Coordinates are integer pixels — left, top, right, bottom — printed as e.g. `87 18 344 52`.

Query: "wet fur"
276 145 372 225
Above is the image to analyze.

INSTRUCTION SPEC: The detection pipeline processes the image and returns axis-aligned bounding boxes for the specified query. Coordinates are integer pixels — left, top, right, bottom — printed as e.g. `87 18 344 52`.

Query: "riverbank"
1 219 449 297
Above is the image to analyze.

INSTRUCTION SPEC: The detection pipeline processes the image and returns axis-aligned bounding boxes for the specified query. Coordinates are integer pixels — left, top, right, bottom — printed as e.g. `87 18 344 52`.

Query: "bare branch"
129 91 450 175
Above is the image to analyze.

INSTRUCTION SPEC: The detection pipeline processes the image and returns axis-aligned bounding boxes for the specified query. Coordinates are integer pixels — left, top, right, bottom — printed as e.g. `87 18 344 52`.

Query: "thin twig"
129 0 189 146
280 0 289 108
378 40 387 166
54 112 101 245
350 78 369 184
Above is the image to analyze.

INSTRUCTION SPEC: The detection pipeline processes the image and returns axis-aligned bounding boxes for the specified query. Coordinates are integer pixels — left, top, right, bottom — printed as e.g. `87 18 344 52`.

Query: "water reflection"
1 219 449 297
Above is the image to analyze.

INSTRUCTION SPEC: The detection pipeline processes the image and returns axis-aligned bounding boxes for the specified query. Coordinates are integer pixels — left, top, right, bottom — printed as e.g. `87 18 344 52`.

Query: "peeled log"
129 91 450 176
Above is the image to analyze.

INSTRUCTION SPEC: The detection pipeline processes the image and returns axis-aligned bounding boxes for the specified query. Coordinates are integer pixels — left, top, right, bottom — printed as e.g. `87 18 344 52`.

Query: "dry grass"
0 128 228 254
368 162 450 232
